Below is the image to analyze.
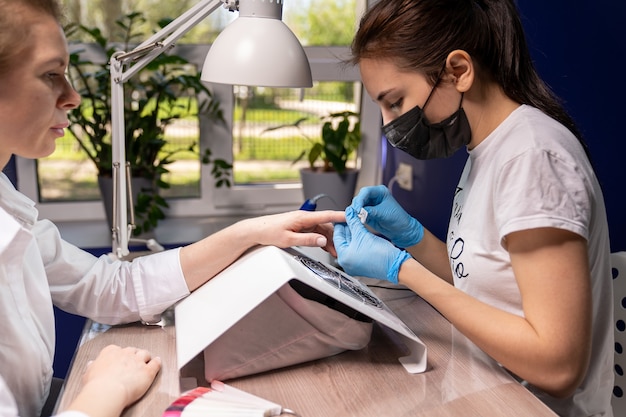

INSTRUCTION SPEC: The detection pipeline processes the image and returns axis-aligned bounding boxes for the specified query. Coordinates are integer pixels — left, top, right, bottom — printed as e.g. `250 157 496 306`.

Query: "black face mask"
382 85 471 160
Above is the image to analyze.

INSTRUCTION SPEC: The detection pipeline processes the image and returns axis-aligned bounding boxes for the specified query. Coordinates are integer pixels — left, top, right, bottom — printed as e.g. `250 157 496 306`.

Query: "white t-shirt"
0 173 190 417
447 105 614 417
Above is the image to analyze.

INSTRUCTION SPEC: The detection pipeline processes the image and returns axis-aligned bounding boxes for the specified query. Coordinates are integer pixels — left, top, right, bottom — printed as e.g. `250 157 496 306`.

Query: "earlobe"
446 50 474 93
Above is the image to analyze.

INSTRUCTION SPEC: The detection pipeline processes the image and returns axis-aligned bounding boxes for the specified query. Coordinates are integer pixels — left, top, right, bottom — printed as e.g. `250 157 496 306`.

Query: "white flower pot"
299 167 359 211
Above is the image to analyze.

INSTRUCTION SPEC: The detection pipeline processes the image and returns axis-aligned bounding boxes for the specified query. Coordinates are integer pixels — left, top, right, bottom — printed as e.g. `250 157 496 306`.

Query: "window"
16 2 382 226
206 46 382 213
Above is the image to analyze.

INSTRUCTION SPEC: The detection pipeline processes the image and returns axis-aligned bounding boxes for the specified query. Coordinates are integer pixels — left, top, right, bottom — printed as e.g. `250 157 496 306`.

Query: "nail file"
358 208 368 224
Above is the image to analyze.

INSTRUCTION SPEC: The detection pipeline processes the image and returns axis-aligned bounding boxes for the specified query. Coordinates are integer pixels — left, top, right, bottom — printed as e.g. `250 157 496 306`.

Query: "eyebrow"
41 57 67 68
376 89 393 102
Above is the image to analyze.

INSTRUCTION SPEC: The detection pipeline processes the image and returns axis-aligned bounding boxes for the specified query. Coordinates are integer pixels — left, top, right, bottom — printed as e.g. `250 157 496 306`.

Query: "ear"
445 50 474 93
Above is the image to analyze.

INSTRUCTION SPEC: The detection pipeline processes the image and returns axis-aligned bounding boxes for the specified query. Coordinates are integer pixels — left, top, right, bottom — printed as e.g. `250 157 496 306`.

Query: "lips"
50 122 69 138
52 121 70 130
51 121 69 134
51 128 65 138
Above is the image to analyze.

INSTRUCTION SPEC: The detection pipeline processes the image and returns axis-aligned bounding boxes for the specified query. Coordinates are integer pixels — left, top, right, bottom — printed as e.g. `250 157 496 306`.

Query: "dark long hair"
0 0 63 76
351 0 589 157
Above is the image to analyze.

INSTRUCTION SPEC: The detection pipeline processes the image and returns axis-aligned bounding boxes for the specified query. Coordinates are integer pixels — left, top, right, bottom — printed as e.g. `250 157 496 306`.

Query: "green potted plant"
263 110 361 210
66 12 231 234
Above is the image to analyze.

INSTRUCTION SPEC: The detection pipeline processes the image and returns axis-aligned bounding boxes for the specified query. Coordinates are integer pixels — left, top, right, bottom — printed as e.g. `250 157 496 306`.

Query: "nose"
380 109 395 126
59 77 81 110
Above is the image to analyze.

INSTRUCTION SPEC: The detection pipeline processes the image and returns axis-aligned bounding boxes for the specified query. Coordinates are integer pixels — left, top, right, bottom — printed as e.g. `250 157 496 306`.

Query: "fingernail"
316 237 327 246
210 380 225 391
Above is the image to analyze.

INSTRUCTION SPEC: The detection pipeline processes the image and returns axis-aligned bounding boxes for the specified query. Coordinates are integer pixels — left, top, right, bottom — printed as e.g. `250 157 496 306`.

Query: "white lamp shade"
201 16 313 88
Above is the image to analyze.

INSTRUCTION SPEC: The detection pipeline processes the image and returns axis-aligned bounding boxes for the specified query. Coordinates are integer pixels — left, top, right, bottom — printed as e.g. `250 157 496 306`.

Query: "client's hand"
249 210 346 257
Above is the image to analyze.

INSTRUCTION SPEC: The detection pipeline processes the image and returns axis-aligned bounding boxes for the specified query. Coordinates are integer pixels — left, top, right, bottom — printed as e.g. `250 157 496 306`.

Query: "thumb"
345 207 367 232
146 356 162 376
333 222 349 250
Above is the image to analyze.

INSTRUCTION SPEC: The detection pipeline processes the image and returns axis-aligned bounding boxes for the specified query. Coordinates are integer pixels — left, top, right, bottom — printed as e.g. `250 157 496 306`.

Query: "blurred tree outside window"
39 0 361 204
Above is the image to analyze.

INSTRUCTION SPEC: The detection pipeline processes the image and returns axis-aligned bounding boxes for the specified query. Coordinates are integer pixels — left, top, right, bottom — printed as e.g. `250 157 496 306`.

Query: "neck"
464 81 520 150
0 154 11 173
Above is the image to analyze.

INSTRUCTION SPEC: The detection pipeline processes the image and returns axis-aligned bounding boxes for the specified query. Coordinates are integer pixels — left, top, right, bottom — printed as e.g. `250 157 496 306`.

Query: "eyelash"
389 98 403 112
45 72 72 88
44 72 61 82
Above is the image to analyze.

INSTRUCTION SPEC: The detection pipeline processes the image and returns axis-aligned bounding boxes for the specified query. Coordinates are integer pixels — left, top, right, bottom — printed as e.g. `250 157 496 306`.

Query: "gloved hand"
334 207 412 284
351 185 424 248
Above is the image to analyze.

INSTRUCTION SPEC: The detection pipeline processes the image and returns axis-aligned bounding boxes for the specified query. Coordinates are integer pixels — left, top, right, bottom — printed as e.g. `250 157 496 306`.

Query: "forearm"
179 219 258 291
406 228 453 283
179 211 345 292
398 258 589 397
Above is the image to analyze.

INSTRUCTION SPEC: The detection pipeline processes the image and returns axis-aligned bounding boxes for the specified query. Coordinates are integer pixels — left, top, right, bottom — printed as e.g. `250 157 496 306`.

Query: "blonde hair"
0 0 63 75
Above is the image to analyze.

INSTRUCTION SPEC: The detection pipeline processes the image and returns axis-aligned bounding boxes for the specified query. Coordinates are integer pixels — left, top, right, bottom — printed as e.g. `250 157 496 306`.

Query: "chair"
611 252 626 415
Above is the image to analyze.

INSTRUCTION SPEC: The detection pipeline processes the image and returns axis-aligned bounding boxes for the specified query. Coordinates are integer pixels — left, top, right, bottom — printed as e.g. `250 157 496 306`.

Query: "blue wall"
385 0 626 252
2 156 17 186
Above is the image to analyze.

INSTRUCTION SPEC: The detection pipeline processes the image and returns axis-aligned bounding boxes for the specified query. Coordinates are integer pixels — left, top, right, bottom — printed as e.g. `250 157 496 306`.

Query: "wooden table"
56 285 557 417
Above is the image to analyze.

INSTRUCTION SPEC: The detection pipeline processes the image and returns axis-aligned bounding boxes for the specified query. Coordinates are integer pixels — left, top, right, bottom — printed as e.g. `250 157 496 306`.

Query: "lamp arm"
137 0 238 49
116 0 236 81
109 0 235 258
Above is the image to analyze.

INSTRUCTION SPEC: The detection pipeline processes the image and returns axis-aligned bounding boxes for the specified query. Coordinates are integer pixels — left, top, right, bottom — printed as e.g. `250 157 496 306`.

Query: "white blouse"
0 173 190 417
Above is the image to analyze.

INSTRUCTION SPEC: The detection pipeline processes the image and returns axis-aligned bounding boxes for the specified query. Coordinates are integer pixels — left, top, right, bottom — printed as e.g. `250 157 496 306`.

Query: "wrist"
387 250 412 284
66 380 127 417
233 217 263 247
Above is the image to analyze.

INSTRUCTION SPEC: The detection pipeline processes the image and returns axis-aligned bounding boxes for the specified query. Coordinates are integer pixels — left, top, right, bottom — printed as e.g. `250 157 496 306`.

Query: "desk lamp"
109 0 312 259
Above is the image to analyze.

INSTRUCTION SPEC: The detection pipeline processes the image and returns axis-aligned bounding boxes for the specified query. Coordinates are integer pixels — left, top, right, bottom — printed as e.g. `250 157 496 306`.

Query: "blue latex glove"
351 185 424 248
334 207 412 284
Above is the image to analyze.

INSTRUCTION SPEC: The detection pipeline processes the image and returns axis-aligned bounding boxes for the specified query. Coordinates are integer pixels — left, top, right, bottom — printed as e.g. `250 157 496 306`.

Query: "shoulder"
0 206 30 257
0 173 38 227
491 105 585 162
474 107 597 239
471 105 592 181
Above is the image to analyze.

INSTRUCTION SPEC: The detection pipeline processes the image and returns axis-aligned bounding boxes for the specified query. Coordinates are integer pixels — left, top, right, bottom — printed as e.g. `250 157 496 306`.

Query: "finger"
120 346 138 353
101 344 122 354
351 191 367 211
352 185 378 209
146 356 162 375
313 225 338 256
135 349 152 363
345 207 366 229
322 224 340 257
303 210 345 225
332 222 349 250
364 204 382 226
365 185 388 204
323 241 338 258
